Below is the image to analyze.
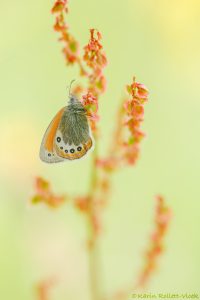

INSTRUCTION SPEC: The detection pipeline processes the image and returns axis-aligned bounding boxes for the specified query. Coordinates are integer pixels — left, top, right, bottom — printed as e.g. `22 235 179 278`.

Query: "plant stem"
88 142 101 300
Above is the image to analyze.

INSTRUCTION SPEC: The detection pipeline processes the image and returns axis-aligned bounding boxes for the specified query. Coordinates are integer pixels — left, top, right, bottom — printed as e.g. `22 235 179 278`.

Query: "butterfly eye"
65 149 68 153
57 137 61 142
77 146 82 151
70 149 75 153
76 108 86 114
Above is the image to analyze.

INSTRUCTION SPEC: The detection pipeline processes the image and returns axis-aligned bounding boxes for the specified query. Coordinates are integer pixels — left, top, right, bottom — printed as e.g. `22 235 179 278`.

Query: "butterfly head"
69 94 79 104
66 80 86 114
67 94 86 114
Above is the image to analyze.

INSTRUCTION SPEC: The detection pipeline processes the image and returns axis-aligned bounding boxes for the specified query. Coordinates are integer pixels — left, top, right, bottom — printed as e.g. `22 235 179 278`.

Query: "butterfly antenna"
67 79 76 97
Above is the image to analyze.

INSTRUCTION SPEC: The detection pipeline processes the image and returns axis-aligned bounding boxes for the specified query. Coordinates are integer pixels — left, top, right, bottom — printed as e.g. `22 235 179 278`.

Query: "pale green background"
0 0 200 299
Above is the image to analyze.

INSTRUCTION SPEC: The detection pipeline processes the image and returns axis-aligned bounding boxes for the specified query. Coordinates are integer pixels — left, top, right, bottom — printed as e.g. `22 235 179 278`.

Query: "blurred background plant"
1 0 200 299
31 1 171 300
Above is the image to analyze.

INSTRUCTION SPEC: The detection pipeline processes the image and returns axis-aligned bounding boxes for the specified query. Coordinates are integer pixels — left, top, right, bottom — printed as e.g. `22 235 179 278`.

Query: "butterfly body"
40 95 94 163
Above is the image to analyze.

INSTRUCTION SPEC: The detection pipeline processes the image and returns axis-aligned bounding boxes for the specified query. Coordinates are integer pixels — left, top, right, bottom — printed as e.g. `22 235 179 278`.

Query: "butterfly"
39 85 94 163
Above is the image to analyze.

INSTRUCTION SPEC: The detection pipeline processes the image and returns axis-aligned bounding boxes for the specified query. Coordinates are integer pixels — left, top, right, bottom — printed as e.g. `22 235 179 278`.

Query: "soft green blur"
0 0 200 299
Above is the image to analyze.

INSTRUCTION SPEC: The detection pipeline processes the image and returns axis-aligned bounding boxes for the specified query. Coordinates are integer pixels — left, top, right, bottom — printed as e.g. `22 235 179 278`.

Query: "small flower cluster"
51 0 86 75
81 29 107 133
97 77 149 172
123 78 149 165
136 195 172 288
31 177 66 208
83 29 107 97
81 92 99 131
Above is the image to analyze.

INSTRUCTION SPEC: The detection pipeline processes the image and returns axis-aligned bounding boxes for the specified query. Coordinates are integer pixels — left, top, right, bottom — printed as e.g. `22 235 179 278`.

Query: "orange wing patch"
44 108 65 152
39 107 65 163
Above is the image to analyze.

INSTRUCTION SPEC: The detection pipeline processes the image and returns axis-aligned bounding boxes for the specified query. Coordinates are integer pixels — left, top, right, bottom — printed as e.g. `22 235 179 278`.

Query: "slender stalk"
87 142 101 300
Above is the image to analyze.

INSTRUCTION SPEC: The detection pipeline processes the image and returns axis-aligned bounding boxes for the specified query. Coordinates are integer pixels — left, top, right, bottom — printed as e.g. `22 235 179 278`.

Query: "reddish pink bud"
51 0 67 14
31 177 66 208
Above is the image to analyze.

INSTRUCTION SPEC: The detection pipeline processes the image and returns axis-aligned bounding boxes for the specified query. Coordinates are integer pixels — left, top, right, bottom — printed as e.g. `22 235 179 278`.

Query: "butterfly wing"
53 106 94 161
39 107 66 163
